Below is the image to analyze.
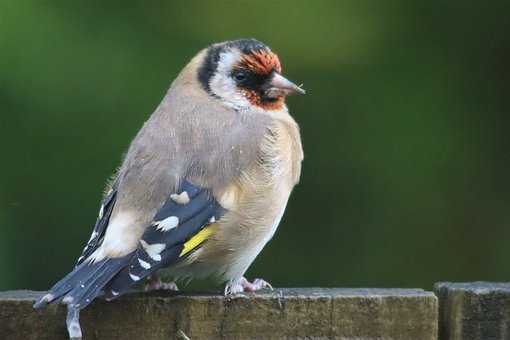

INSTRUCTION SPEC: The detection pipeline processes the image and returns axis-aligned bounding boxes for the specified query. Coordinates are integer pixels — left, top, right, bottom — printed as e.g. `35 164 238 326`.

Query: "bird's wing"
103 180 226 299
75 187 117 266
35 179 226 309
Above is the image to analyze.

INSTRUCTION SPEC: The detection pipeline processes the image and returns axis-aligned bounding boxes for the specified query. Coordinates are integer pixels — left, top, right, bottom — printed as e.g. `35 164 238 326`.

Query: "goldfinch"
34 38 304 339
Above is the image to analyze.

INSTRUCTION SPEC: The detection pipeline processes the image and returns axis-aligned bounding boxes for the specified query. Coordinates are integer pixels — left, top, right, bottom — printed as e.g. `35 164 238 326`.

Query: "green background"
1 1 509 291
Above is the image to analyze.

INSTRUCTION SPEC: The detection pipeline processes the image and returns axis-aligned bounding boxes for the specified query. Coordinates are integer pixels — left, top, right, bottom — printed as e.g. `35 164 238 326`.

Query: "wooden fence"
0 282 508 339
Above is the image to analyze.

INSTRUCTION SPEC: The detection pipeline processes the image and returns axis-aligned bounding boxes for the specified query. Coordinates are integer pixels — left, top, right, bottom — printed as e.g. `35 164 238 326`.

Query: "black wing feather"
104 180 225 299
35 180 225 310
76 188 117 265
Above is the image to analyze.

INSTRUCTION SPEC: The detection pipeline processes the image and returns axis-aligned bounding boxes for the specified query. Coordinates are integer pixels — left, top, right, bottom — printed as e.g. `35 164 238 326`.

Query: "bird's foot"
224 277 273 295
144 275 179 292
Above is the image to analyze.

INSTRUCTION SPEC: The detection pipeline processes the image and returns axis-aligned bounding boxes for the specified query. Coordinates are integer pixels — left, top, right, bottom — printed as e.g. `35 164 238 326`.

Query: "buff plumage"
34 38 304 339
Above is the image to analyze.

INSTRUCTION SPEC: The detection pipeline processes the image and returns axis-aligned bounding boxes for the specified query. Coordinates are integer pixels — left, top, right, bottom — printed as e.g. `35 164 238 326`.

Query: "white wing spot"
129 273 140 281
140 240 165 261
209 216 216 223
170 191 190 205
111 290 119 296
98 204 105 219
138 258 151 269
154 216 179 232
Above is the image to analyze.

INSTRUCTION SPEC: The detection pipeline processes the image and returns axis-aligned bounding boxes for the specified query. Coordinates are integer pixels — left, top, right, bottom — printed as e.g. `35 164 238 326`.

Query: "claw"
145 276 179 292
224 277 273 295
251 278 273 291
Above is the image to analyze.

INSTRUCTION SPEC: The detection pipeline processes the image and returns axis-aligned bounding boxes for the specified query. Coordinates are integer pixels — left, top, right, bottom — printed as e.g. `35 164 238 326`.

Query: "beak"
265 73 306 98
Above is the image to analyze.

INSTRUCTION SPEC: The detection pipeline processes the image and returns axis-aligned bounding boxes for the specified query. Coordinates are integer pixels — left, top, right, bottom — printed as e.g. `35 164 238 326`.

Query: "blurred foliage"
1 1 510 291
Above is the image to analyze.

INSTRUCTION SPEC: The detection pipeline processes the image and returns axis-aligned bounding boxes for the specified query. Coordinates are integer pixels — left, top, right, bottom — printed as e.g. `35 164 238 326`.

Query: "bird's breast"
191 117 303 280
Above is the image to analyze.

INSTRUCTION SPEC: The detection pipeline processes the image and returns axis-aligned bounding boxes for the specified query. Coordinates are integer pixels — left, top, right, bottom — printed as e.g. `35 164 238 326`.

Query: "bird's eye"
233 71 247 82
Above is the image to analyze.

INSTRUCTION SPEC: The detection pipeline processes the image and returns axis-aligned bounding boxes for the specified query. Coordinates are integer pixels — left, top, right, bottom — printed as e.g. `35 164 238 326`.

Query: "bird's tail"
33 256 130 310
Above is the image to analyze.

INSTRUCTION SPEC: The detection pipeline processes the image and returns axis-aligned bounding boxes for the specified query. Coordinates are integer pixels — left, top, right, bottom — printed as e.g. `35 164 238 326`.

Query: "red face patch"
242 89 285 110
239 50 282 76
235 50 285 110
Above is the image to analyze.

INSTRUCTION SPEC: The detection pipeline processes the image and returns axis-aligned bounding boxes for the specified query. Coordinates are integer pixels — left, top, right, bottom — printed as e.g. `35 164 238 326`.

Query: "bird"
34 38 304 339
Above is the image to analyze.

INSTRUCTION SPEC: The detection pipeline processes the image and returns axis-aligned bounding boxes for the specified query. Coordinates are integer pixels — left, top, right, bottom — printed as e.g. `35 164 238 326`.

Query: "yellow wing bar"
180 224 215 257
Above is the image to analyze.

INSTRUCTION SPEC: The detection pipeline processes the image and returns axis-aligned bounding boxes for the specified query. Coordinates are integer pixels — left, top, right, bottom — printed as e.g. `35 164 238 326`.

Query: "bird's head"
197 39 305 111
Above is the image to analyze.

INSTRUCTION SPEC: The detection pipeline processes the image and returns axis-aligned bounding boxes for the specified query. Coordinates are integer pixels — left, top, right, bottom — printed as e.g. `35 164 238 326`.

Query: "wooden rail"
0 283 507 339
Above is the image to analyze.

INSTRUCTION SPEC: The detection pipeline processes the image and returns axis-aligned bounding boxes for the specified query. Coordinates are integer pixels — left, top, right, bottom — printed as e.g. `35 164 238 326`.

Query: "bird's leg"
224 277 273 295
144 275 179 292
66 306 82 340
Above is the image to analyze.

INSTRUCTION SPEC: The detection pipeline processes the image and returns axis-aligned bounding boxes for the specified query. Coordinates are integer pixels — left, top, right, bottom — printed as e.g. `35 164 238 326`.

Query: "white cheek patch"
209 49 251 110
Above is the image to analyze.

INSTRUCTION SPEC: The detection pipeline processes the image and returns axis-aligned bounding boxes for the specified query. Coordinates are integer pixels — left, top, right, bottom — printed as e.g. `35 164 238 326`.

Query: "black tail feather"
34 256 130 309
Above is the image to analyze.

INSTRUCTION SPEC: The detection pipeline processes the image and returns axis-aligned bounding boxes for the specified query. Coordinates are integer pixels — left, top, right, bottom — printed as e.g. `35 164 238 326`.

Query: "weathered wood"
435 282 510 340
0 288 437 340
